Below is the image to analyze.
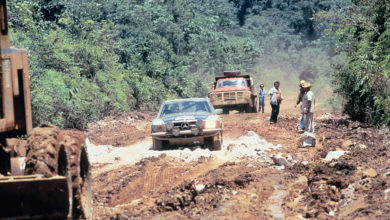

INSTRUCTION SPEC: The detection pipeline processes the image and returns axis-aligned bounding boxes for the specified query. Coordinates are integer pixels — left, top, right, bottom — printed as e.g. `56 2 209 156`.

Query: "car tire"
211 133 222 151
153 138 163 151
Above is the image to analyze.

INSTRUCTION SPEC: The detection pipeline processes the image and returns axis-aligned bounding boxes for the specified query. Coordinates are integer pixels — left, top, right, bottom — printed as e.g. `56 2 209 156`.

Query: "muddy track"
87 98 389 219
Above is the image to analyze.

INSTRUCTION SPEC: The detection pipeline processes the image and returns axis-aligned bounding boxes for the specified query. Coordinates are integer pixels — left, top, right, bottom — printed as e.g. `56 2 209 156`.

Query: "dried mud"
87 111 156 147
88 98 390 219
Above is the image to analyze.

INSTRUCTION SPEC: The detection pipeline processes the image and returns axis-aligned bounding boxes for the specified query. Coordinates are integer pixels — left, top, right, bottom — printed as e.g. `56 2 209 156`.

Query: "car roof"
163 98 209 104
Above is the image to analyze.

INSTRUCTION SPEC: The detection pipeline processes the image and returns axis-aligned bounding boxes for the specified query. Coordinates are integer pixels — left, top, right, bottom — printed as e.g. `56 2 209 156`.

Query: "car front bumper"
151 128 221 145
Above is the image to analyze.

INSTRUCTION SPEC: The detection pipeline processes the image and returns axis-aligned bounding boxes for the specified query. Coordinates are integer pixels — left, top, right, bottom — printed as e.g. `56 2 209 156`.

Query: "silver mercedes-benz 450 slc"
151 98 223 150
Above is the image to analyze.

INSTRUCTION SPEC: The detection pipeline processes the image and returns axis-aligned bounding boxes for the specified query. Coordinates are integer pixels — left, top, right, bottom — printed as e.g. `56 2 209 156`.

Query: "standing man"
295 80 306 133
258 84 266 113
268 81 283 124
301 82 315 133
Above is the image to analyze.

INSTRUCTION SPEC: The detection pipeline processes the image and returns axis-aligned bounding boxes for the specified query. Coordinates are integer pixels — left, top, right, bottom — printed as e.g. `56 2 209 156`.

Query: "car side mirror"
214 109 223 114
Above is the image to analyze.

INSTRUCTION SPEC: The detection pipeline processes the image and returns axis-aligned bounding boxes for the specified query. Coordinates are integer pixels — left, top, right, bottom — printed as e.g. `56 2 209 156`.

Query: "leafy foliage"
316 0 390 126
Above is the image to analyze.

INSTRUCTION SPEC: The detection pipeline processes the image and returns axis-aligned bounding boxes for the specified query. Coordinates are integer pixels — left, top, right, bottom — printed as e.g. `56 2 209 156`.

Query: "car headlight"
166 121 174 130
151 119 166 132
203 116 220 129
245 90 251 98
208 93 216 101
196 119 203 128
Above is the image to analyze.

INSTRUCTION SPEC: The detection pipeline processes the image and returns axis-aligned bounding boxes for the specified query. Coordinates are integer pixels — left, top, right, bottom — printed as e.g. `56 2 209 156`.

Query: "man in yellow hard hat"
295 80 306 133
299 81 316 148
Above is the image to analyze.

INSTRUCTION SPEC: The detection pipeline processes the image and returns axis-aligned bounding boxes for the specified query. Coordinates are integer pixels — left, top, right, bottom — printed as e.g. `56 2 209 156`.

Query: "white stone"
271 154 288 166
328 210 335 216
358 144 368 149
385 189 390 200
302 161 309 165
195 184 205 192
247 163 256 168
299 132 316 148
324 151 349 162
248 131 257 136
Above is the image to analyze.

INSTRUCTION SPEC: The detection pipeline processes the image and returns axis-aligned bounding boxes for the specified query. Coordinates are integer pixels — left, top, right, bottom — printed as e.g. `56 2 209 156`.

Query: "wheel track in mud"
104 157 227 208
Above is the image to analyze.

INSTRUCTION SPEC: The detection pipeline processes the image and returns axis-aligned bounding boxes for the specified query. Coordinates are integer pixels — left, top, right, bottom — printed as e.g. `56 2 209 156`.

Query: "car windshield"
160 100 212 117
217 79 246 88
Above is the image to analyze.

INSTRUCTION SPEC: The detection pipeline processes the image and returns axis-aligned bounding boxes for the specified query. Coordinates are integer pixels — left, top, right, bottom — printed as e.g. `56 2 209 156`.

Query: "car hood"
160 114 211 122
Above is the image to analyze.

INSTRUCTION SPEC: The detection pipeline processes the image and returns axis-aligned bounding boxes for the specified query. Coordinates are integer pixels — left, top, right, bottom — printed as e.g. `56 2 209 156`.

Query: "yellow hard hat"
302 81 312 88
299 80 306 87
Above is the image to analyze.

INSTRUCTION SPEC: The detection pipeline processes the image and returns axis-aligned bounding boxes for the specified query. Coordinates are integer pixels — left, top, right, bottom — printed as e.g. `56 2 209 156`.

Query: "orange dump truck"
208 71 258 114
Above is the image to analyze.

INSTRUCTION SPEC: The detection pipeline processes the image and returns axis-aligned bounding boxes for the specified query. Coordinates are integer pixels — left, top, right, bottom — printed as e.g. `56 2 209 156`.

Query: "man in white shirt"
268 81 283 123
301 82 315 133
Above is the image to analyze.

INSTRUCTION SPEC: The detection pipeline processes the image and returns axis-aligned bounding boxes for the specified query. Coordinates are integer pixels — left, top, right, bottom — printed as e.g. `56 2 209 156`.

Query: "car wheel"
153 138 163 151
211 133 222 151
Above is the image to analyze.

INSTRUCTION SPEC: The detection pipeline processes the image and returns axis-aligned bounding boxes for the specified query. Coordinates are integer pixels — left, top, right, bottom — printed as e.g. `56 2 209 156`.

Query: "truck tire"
153 138 163 150
58 130 92 219
223 108 229 114
252 98 258 113
245 104 252 113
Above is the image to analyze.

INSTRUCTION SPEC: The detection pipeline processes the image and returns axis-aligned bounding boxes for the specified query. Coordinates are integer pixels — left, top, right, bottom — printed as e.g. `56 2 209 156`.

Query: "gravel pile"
87 131 283 166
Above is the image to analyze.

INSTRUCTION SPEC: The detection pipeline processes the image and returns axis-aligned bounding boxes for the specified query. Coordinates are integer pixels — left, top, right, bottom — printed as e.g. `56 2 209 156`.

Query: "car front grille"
217 93 223 102
173 121 197 130
217 91 246 102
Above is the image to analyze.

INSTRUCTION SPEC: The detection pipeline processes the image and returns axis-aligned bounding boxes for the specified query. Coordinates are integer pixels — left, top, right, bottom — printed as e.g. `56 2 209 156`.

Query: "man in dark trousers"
268 81 283 124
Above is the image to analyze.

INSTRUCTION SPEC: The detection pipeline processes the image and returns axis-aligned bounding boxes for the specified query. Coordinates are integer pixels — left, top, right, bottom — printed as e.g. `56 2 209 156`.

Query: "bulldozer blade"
0 175 70 219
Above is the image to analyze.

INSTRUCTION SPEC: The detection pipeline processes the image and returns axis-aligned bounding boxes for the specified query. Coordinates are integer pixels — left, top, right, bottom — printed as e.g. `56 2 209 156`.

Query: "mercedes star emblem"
181 122 189 130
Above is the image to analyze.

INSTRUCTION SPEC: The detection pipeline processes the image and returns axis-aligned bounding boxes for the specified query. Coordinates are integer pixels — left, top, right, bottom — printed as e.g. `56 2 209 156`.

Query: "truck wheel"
58 130 92 219
153 138 163 150
245 104 252 113
223 108 229 114
211 133 222 151
252 98 258 113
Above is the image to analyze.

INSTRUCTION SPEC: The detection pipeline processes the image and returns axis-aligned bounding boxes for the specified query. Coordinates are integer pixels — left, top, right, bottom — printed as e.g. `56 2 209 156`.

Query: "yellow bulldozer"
0 0 92 218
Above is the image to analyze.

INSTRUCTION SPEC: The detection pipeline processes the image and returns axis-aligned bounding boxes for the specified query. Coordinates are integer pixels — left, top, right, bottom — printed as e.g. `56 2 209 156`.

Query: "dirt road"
87 97 389 219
